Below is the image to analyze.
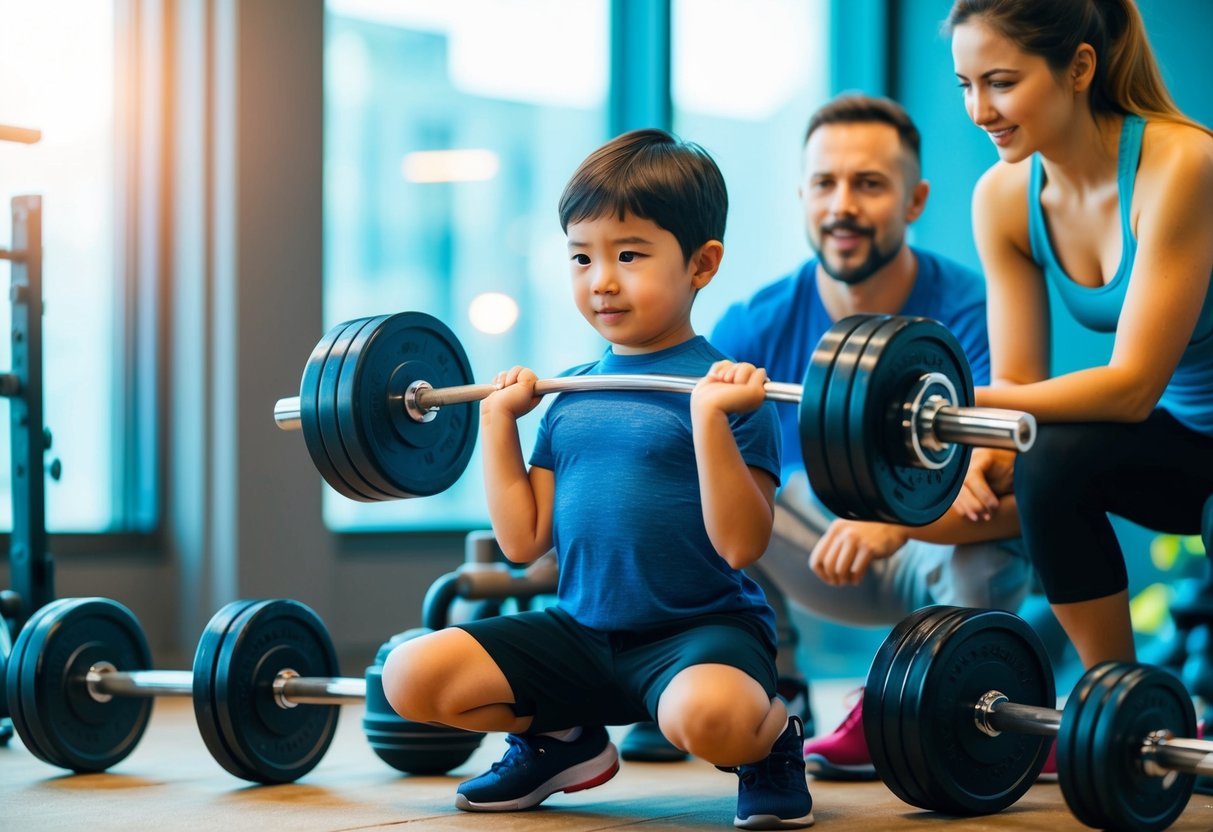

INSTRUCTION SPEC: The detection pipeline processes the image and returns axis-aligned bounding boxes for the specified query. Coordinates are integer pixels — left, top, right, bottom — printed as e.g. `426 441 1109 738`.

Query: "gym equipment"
5 596 481 783
274 311 1036 525
867 606 1207 831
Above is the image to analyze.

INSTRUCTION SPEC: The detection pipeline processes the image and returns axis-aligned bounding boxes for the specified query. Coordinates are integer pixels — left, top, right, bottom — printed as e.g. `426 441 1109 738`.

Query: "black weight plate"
337 312 478 498
212 599 340 784
802 315 875 517
1058 661 1134 827
863 605 953 806
193 599 262 781
14 598 153 772
877 606 971 808
850 317 974 526
6 598 74 765
317 317 402 501
845 317 910 524
864 605 963 808
902 608 1053 814
299 318 380 501
1063 663 1196 832
807 315 891 521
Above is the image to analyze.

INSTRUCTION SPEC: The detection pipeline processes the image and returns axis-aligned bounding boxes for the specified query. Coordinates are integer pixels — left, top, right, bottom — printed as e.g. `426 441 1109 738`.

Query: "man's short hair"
804 94 922 181
558 128 727 263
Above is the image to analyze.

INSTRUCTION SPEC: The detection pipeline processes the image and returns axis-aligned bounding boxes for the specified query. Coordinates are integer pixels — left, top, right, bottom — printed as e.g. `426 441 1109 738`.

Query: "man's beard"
811 221 901 286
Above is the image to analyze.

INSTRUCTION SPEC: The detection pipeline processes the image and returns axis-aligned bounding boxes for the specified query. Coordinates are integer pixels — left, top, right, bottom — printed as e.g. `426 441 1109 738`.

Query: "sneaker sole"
803 754 876 782
734 810 816 829
454 743 621 812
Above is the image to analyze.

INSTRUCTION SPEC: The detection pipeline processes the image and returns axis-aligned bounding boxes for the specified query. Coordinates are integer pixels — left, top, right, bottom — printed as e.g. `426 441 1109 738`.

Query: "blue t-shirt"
529 336 781 644
1027 114 1213 437
710 248 990 481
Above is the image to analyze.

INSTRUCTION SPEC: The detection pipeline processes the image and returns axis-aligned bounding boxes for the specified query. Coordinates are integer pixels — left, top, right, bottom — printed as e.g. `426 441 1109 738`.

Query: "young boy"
381 129 814 830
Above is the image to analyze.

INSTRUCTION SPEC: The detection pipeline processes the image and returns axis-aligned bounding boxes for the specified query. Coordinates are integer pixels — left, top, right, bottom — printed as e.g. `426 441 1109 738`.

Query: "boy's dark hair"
804 94 923 182
558 128 727 263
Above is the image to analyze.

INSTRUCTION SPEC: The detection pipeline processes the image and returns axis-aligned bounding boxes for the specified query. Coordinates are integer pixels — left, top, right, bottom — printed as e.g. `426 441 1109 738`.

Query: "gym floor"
6 679 1213 832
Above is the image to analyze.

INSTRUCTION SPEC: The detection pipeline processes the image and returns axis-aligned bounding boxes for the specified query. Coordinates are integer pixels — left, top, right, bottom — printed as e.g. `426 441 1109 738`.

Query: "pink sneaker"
1038 739 1057 780
802 689 876 781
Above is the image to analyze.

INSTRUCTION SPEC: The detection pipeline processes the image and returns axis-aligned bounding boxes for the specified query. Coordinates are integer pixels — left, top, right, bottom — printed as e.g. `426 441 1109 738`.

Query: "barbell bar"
866 606 1202 831
5 596 484 783
273 374 1034 454
273 311 1036 526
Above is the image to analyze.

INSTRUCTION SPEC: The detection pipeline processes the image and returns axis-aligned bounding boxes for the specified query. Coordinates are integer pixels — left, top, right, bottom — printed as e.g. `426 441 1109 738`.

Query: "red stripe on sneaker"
565 759 621 794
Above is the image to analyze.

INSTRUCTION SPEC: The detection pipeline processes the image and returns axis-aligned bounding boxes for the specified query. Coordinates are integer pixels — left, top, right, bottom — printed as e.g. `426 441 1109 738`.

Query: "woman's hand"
953 447 1017 521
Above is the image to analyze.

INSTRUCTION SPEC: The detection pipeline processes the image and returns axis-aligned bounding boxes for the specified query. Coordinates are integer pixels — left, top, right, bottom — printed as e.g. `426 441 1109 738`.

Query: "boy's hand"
482 366 542 419
691 360 768 416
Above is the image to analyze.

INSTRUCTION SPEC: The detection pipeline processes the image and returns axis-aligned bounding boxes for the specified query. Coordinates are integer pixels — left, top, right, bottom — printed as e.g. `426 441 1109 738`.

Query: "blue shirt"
529 336 781 643
1028 114 1213 436
711 248 990 481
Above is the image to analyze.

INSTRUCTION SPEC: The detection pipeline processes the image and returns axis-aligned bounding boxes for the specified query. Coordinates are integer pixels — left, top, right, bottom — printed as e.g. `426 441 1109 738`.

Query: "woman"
948 0 1213 669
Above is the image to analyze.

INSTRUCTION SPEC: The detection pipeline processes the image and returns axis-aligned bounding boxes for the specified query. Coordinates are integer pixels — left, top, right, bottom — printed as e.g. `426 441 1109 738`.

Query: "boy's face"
566 212 720 355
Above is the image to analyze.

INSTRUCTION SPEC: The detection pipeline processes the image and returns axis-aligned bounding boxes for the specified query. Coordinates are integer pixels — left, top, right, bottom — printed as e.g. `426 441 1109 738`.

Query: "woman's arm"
691 361 777 570
976 126 1213 422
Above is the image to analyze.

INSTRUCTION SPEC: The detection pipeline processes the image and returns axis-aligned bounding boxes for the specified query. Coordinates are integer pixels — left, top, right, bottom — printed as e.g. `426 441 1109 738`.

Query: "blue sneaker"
732 716 814 829
455 726 620 812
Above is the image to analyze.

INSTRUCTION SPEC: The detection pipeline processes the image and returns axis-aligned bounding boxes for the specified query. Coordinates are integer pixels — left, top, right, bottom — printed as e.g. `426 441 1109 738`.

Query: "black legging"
1014 409 1213 604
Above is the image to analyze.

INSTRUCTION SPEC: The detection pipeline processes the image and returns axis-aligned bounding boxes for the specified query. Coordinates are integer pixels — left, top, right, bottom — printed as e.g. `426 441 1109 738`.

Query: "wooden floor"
5 683 1213 831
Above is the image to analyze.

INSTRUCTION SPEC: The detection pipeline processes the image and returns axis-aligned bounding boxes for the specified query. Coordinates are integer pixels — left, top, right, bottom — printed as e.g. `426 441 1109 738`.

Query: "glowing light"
468 292 519 335
401 149 500 183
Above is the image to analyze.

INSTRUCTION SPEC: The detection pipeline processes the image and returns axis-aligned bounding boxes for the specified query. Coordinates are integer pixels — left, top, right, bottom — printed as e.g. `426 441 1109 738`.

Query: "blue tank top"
1027 113 1213 436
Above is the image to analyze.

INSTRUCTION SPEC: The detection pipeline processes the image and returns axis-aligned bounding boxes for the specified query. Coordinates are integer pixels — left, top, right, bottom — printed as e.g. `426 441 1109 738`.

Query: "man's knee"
936 540 1032 611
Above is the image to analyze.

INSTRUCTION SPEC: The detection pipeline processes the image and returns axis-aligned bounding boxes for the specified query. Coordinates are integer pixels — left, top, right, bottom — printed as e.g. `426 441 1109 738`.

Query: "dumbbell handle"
980 691 1213 778
85 666 367 707
273 373 1035 452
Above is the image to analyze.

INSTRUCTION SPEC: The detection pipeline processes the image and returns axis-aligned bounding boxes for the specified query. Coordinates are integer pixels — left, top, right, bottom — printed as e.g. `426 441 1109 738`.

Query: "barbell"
3 596 483 783
866 605 1204 831
273 311 1036 526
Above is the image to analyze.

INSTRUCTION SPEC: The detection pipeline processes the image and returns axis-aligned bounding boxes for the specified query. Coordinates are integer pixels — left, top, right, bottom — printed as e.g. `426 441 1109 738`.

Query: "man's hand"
953 448 1017 522
809 519 909 586
690 360 768 417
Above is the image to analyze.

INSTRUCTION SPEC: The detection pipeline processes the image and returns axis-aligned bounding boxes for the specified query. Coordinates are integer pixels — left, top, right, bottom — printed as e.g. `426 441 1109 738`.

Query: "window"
0 0 136 532
672 0 830 338
322 0 830 531
323 0 610 530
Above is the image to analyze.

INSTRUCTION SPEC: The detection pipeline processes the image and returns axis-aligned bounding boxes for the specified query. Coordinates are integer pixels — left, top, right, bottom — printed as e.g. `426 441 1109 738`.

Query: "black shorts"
455 607 778 733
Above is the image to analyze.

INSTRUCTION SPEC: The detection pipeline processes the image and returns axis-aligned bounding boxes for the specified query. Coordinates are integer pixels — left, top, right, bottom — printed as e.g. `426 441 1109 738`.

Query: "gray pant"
750 471 1033 676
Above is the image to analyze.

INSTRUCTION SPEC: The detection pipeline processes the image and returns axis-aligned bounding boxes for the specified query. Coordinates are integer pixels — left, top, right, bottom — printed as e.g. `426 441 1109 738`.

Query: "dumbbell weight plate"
299 317 381 501
336 312 478 499
193 599 262 781
1059 663 1196 832
5 598 74 765
899 607 1053 814
865 605 966 808
8 598 153 772
849 317 974 526
195 599 341 784
1055 662 1129 829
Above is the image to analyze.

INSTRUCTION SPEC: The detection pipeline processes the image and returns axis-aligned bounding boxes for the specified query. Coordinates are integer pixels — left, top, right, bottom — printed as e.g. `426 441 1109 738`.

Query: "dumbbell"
866 606 1203 831
272 311 1037 526
4 596 483 782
